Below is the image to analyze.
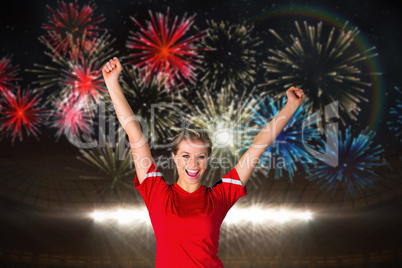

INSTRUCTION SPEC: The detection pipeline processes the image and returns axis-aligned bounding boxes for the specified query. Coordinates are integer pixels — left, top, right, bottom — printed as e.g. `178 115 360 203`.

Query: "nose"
188 155 198 168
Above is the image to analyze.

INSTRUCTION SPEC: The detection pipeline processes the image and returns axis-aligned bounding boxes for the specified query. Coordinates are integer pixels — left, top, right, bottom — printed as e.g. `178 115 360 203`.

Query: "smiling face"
172 139 209 192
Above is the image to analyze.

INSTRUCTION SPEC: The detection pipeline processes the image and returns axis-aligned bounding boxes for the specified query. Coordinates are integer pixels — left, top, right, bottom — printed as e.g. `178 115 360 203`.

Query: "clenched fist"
286 86 306 108
102 57 123 83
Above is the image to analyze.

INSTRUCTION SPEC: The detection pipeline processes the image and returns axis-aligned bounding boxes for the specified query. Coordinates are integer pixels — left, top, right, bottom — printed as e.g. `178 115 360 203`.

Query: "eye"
182 155 190 158
197 155 206 160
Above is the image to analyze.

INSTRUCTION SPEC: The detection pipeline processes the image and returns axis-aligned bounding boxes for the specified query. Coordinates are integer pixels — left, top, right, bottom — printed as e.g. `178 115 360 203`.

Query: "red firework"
0 87 46 144
0 56 21 97
126 8 207 92
63 56 106 104
28 31 114 106
50 95 94 141
41 0 105 57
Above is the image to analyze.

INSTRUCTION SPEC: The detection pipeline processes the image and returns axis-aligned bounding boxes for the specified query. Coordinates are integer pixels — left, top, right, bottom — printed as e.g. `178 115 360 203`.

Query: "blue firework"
387 86 402 141
307 126 384 196
239 96 319 182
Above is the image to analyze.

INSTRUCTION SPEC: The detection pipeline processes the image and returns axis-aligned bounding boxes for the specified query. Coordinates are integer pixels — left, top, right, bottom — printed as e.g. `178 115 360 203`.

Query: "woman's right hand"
102 57 123 83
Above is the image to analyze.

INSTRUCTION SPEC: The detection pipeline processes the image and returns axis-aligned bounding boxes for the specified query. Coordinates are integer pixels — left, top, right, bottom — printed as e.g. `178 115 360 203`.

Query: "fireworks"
27 32 116 105
307 125 384 196
0 86 46 144
0 56 20 97
41 0 105 57
180 87 255 182
64 55 106 103
261 21 378 129
48 95 95 142
387 86 402 142
76 126 135 191
126 8 207 92
239 95 319 182
118 66 183 143
195 20 262 91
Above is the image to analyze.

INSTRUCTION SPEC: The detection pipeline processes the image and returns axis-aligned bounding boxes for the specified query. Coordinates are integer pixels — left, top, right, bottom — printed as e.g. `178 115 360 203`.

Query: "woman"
102 57 305 267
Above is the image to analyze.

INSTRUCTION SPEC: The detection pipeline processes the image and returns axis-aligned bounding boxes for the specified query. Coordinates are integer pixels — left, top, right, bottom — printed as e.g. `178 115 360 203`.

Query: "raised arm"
102 57 152 184
235 87 305 186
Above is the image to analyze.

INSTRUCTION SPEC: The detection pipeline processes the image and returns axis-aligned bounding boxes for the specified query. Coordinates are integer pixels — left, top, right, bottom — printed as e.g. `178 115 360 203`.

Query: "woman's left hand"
286 86 306 108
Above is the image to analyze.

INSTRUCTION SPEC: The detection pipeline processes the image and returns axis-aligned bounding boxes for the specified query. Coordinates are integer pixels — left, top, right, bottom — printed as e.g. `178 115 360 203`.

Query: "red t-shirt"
134 163 247 267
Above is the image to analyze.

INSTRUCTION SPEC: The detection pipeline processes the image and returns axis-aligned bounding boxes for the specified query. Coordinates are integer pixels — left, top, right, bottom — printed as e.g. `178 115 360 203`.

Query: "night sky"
1 0 401 188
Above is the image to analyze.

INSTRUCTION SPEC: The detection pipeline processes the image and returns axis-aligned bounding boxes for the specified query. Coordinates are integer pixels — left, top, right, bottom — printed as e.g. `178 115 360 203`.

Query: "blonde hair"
171 127 212 156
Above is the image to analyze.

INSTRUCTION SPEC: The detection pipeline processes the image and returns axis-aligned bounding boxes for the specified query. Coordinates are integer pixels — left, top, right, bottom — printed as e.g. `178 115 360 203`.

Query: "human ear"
172 152 178 165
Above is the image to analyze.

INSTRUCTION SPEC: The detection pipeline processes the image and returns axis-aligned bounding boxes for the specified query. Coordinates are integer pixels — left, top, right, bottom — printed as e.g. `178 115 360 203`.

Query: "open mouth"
185 169 200 179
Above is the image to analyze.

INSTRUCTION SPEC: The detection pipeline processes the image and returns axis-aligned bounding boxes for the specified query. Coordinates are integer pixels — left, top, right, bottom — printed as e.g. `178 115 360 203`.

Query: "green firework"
117 66 184 143
195 20 262 92
76 127 135 191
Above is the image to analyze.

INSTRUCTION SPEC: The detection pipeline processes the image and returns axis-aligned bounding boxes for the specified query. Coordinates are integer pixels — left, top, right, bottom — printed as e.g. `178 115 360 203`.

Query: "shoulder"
218 167 243 186
212 179 223 188
209 167 244 190
210 167 247 196
134 162 169 189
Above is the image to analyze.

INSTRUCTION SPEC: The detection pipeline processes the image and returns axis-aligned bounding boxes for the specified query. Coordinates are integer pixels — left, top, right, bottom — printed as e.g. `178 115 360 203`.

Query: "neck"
176 179 201 193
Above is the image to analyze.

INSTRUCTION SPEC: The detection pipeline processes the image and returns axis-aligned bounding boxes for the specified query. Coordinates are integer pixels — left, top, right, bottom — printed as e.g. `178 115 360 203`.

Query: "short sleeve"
212 167 247 215
134 162 168 210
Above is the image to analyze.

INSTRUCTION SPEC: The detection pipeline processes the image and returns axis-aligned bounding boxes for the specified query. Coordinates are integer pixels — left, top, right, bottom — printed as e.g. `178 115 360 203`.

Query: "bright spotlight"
299 211 312 221
225 208 248 224
215 130 231 145
115 210 136 224
277 210 291 223
249 207 267 223
91 211 106 222
213 121 233 147
89 208 151 225
225 207 314 225
90 207 313 226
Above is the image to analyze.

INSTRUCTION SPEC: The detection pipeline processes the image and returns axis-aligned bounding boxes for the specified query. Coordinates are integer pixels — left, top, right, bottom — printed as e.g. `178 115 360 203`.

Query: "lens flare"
90 207 313 226
387 86 402 142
